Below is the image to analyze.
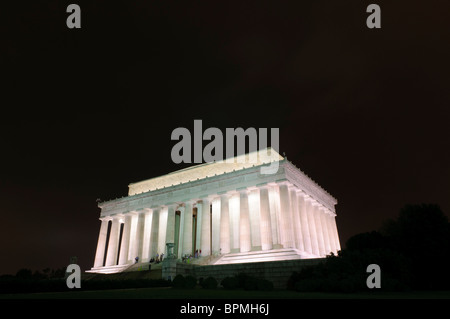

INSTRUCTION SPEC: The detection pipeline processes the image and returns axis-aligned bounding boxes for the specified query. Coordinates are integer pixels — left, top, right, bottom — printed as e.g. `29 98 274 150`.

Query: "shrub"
184 275 197 289
221 274 273 291
221 276 239 289
15 269 33 280
200 277 218 289
235 273 251 289
295 278 321 292
243 276 258 290
172 274 186 289
287 271 301 290
257 279 274 291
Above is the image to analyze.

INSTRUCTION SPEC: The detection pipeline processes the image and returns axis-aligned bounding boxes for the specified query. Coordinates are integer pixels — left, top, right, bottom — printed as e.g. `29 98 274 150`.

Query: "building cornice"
98 161 286 217
283 160 337 212
98 158 338 217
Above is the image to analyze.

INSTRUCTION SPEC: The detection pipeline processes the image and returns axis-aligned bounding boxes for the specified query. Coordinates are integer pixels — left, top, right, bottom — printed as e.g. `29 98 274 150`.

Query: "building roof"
128 148 283 196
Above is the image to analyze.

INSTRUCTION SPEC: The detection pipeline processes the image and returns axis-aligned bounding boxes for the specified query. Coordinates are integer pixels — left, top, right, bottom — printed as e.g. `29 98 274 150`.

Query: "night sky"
1 0 449 276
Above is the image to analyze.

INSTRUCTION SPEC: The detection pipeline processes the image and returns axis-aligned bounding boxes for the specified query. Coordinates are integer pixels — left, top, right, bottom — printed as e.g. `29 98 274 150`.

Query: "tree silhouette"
291 204 450 292
381 204 450 289
15 268 32 280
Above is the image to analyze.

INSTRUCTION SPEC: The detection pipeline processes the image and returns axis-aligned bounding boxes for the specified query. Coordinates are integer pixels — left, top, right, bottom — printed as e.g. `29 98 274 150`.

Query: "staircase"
86 263 133 274
213 248 305 265
124 261 162 272
87 249 311 273
186 254 223 265
86 261 163 274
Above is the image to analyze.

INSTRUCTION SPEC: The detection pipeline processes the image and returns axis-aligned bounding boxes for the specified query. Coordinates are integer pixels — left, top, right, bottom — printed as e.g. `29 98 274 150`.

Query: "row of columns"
93 182 340 269
210 183 340 257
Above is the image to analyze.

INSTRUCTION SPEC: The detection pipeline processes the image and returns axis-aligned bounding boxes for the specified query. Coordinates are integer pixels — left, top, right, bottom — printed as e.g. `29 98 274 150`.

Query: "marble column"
105 216 121 266
312 202 326 256
93 218 110 268
268 185 281 248
290 187 304 252
319 206 332 255
133 210 146 262
211 197 221 255
200 198 211 256
259 185 273 251
219 193 231 254
279 182 294 248
248 188 262 250
229 192 240 253
158 206 168 256
297 192 312 255
182 201 193 256
330 214 341 252
149 208 160 259
324 209 337 254
238 189 251 253
305 197 320 256
165 205 176 245
118 214 132 265
142 209 152 262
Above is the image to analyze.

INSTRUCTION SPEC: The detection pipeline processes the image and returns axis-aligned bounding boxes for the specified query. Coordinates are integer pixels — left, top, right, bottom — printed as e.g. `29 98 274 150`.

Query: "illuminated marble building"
88 149 340 274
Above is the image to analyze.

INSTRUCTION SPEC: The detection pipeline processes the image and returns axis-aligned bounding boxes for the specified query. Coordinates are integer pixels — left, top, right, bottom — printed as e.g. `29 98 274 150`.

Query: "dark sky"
1 0 449 275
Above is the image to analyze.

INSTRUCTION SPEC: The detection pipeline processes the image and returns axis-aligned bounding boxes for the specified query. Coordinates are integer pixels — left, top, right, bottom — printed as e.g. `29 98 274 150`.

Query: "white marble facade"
89 149 340 273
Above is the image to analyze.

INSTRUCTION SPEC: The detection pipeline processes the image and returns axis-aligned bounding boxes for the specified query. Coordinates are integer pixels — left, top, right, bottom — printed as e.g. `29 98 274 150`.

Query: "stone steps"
87 261 165 274
186 255 223 265
213 248 304 265
87 257 206 274
86 263 133 274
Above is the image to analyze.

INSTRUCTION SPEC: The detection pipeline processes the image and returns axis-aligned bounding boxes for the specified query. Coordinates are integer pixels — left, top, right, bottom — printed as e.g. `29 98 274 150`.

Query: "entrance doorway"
174 211 181 258
192 207 198 255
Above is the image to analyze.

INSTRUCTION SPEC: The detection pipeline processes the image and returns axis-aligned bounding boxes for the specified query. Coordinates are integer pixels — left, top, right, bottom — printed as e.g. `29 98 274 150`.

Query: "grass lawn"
1 287 449 299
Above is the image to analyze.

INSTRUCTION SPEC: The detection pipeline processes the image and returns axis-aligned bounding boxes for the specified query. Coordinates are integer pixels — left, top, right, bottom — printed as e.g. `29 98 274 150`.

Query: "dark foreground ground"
1 287 449 299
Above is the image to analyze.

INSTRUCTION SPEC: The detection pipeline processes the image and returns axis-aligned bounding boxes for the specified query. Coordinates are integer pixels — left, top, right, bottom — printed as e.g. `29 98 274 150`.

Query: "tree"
15 268 33 280
381 204 450 289
291 204 449 292
346 231 387 251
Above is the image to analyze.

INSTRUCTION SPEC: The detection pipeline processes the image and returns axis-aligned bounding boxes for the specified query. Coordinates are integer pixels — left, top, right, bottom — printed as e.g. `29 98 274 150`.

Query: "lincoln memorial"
88 148 340 274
